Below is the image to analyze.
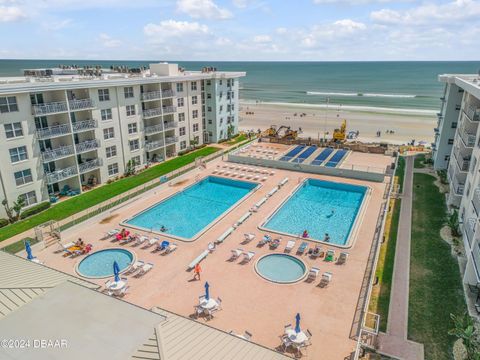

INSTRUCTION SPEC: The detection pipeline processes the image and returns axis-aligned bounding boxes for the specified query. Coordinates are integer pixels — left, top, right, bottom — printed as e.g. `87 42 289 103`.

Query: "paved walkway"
377 156 424 360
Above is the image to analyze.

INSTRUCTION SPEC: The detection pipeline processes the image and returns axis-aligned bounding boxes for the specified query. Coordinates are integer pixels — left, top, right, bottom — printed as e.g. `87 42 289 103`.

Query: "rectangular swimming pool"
260 179 367 247
124 176 257 240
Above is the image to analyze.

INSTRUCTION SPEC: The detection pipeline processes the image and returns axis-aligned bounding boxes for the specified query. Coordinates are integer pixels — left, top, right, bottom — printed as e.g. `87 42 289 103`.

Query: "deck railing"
72 119 97 132
141 90 162 101
144 123 164 135
143 107 163 118
36 124 71 139
46 165 78 184
68 98 95 111
32 101 68 116
78 158 102 173
145 139 165 151
41 145 75 162
75 139 100 154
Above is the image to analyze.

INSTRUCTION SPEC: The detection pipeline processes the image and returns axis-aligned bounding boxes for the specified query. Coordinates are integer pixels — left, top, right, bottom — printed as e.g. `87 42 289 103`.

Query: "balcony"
78 158 102 173
46 165 78 185
162 89 174 98
145 139 165 152
472 188 480 215
72 119 97 133
464 218 476 248
36 124 71 140
141 90 162 101
32 101 68 116
453 149 470 172
459 126 476 148
165 136 178 145
75 139 100 154
465 105 480 122
162 106 176 115
144 123 164 135
163 121 178 131
41 145 75 162
451 174 465 195
68 98 95 111
143 108 163 119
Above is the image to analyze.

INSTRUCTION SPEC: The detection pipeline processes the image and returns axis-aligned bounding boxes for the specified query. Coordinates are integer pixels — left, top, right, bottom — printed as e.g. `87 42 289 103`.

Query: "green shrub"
20 202 51 219
0 218 8 228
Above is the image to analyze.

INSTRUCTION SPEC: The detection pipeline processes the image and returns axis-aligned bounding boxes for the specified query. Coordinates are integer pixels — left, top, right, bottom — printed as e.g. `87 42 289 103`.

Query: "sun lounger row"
188 250 209 270
216 226 235 244
234 212 252 228
124 261 154 277
267 187 279 197
108 232 178 254
307 268 333 286
279 177 289 187
230 248 255 262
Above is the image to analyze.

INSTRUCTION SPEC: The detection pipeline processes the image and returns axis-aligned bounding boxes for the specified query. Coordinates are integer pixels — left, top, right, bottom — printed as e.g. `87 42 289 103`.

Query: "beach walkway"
377 156 424 359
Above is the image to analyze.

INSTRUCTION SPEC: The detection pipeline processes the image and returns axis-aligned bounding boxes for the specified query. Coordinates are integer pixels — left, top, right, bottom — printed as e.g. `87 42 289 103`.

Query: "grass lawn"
409 173 467 360
0 146 220 243
226 134 247 145
396 157 406 193
368 198 401 332
414 154 426 169
3 237 37 254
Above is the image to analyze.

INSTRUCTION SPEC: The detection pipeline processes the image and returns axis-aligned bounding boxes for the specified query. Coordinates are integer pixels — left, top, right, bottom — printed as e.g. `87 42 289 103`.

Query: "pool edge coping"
75 247 137 280
254 253 308 284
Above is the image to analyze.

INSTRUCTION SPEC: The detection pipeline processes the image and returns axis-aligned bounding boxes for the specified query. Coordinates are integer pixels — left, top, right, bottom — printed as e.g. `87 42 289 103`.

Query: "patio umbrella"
113 261 120 282
295 313 301 333
205 281 210 300
25 241 34 260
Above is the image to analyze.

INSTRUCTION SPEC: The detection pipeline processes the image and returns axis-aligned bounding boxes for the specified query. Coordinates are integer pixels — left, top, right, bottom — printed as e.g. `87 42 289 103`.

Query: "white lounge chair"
147 237 158 247
285 240 296 252
320 272 333 287
115 286 129 297
212 169 218 174
165 243 177 254
243 233 255 242
188 250 209 270
216 227 235 244
261 176 268 181
103 228 120 240
308 267 320 280
136 236 148 246
279 177 289 187
231 248 243 260
137 262 154 276
242 251 255 262
337 252 349 264
126 260 145 274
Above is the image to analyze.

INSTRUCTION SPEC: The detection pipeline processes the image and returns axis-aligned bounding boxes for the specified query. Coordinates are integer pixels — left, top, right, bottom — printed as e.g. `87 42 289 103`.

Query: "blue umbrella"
205 281 210 300
113 261 120 282
295 313 301 333
25 241 34 260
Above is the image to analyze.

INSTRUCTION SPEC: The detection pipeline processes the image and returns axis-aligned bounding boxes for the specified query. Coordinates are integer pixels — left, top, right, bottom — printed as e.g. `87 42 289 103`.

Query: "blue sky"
0 0 479 60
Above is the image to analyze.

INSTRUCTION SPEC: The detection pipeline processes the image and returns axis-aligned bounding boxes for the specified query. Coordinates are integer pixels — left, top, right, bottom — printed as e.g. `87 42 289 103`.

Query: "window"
124 87 134 98
108 163 119 176
103 127 114 140
207 93 212 99
128 123 137 134
192 96 198 105
452 122 457 129
192 110 198 119
0 96 18 113
129 139 140 151
180 140 187 150
105 145 117 158
19 191 37 206
179 127 186 136
131 155 141 166
219 80 222 85
176 83 183 92
208 119 212 125
177 98 184 107
207 106 212 112
4 122 23 138
101 108 112 121
444 155 450 161
9 146 28 163
219 105 223 112
178 113 185 122
14 169 33 186
191 82 197 91
206 80 211 86
448 138 454 145
126 105 136 116
98 89 110 101
193 123 199 132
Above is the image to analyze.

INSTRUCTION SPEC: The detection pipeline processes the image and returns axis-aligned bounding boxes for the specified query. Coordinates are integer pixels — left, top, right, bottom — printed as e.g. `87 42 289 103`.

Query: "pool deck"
32 151 390 359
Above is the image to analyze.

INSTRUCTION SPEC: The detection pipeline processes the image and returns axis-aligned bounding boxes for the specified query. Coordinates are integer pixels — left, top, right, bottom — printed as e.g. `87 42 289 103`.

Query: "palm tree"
446 210 460 237
449 312 480 360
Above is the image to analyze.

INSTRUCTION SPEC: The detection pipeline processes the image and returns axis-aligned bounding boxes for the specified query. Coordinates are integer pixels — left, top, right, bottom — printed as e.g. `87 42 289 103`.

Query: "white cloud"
177 0 233 19
253 34 271 43
313 0 394 4
0 5 25 22
144 20 209 40
41 18 72 31
98 33 121 48
232 0 247 7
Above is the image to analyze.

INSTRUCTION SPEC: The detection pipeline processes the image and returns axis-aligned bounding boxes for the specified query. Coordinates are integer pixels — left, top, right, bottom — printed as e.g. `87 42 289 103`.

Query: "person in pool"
326 209 335 218
302 230 309 238
160 225 168 232
323 233 330 242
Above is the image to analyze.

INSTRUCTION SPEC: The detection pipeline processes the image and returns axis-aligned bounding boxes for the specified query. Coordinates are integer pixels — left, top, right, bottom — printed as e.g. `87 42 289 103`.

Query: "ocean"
0 60 478 112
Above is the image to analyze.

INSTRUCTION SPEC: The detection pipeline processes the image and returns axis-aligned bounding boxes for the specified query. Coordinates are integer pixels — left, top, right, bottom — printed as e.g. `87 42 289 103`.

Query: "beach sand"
238 102 436 145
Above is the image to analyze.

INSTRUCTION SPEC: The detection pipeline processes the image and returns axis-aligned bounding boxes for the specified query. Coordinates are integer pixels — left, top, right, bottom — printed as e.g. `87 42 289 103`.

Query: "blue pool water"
262 179 366 246
125 176 257 239
256 254 307 283
77 249 133 278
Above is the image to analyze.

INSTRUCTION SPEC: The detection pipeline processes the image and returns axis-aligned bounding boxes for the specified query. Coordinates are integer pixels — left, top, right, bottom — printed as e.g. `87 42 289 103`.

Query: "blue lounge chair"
297 242 308 254
157 240 170 251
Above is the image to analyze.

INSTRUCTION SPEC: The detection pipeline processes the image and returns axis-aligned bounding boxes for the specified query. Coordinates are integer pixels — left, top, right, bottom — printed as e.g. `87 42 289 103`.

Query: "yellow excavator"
264 125 299 140
333 120 347 142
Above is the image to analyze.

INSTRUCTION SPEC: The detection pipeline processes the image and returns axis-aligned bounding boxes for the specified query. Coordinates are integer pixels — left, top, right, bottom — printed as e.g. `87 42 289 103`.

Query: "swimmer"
326 209 335 218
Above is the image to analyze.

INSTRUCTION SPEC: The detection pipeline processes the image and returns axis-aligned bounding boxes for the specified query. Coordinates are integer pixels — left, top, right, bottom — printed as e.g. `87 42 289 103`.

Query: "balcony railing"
451 174 465 195
36 124 71 140
46 165 78 185
68 98 95 111
465 218 476 246
162 106 176 114
465 105 480 121
162 89 174 98
145 139 165 151
141 90 162 101
72 119 97 133
459 126 476 148
75 139 100 154
144 123 164 135
143 108 163 119
78 158 102 173
41 145 75 162
472 189 480 215
32 101 68 116
453 149 470 172
165 136 178 145
163 121 178 130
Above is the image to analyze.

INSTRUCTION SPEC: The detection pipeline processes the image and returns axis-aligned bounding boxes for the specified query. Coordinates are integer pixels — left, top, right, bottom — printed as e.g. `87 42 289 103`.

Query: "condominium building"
432 73 480 287
0 63 244 218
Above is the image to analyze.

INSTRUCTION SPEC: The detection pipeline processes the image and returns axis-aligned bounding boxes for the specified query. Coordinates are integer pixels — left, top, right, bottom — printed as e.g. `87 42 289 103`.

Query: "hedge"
0 218 8 228
21 201 51 219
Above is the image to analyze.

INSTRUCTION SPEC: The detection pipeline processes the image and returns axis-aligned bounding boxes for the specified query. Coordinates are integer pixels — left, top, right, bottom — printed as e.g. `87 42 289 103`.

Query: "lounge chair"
147 237 158 247
115 286 129 297
188 250 209 270
125 260 145 274
243 233 255 243
243 331 253 341
319 272 333 287
216 227 234 244
297 241 308 254
307 267 320 281
136 235 148 246
137 262 154 276
261 176 268 181
230 248 243 260
103 229 120 240
156 240 170 252
242 251 255 262
208 242 216 252
164 243 177 254
56 241 75 253
310 245 322 259
325 249 335 262
285 240 296 252
258 234 271 246
337 252 349 264
270 238 281 249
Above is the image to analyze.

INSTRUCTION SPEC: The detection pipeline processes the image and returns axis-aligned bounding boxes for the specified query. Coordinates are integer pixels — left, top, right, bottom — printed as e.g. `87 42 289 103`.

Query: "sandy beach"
238 101 436 145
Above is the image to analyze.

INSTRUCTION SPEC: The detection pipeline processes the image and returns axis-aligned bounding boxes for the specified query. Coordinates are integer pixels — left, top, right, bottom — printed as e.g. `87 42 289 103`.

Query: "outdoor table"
109 280 126 294
199 298 218 310
285 329 308 345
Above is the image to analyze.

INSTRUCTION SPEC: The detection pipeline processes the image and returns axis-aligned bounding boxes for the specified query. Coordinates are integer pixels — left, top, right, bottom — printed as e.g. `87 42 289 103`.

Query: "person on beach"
193 263 202 280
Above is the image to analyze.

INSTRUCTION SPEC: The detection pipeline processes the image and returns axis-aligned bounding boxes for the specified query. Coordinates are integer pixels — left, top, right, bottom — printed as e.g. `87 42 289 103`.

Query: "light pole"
324 97 330 142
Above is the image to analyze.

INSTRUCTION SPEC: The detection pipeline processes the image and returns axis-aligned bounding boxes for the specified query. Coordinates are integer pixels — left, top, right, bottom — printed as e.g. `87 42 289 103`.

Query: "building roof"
439 74 480 100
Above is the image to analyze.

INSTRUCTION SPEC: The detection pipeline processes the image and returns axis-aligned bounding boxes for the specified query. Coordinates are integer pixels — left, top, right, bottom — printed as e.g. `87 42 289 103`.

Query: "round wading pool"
76 248 134 279
255 254 307 284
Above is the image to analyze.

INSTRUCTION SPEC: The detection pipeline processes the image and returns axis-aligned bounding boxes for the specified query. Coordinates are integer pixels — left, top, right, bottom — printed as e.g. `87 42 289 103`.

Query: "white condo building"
433 73 480 287
0 63 244 218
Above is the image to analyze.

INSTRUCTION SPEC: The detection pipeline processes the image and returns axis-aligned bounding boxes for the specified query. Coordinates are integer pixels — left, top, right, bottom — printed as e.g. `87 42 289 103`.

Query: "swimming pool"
77 248 134 278
255 254 307 283
260 179 367 247
124 176 258 240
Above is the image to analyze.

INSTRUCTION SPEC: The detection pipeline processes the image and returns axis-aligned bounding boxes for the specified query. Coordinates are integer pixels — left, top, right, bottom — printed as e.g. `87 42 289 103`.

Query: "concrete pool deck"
31 151 391 359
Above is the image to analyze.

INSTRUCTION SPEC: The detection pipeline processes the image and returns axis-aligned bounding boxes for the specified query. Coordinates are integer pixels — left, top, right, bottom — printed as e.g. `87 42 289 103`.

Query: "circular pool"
76 248 134 279
255 254 307 284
